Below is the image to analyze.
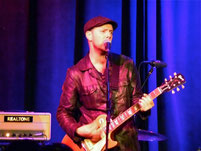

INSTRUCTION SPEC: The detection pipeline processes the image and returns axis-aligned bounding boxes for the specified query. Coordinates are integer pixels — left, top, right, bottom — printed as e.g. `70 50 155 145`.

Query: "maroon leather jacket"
56 53 148 151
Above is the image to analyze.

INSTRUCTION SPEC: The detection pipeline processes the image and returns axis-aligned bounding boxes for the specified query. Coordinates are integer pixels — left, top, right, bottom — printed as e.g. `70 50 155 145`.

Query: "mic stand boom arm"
140 66 154 90
138 61 160 90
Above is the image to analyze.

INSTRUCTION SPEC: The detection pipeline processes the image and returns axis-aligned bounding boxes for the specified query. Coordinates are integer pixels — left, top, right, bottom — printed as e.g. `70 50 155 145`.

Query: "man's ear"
85 31 92 41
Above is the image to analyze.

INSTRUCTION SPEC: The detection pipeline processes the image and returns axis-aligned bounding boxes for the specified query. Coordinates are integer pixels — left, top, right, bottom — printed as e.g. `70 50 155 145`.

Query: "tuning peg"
169 75 172 80
174 72 177 76
176 87 180 91
164 78 168 82
178 75 184 81
172 90 175 94
181 85 185 89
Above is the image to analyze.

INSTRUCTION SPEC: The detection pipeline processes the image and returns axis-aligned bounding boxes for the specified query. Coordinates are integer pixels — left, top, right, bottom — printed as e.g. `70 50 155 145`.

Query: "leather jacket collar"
77 53 93 72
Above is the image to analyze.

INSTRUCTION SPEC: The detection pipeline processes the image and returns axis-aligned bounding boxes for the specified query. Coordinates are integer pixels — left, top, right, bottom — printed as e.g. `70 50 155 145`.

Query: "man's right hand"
76 120 105 142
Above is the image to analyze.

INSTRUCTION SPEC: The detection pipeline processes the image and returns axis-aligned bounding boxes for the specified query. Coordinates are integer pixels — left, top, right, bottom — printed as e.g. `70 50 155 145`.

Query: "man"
56 16 154 151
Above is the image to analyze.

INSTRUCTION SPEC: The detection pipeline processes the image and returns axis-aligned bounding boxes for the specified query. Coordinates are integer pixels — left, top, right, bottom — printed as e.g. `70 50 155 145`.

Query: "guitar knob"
172 90 175 94
99 118 105 124
177 87 180 91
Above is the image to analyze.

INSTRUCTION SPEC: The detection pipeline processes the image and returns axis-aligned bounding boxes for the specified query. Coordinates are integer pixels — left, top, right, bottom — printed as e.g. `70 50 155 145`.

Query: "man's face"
89 24 113 52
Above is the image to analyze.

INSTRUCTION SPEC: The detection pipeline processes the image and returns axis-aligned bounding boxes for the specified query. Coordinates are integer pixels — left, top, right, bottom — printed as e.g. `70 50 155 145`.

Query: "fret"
120 114 125 120
123 112 128 118
117 116 123 124
149 88 162 99
110 122 115 128
114 119 119 125
110 122 115 130
109 125 112 131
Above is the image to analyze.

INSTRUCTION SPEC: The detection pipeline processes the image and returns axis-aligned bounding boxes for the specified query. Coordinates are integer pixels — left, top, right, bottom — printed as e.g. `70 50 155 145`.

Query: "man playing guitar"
56 16 154 151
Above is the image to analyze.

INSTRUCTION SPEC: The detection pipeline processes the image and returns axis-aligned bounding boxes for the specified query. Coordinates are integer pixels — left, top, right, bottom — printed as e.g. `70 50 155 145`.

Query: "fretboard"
105 87 163 133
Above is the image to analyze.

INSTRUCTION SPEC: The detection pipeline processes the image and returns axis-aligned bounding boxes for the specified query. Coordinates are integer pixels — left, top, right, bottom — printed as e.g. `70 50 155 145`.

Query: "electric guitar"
61 73 186 151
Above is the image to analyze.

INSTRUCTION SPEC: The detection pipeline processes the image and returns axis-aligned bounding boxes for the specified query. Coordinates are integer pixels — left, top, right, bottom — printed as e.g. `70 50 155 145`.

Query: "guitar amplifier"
0 112 51 141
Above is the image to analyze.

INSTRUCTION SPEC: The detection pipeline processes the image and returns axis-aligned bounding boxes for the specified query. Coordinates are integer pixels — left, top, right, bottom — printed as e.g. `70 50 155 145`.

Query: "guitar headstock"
160 72 186 94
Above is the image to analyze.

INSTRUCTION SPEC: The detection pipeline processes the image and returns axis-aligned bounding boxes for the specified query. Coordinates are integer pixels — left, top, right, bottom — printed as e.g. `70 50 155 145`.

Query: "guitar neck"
106 87 163 133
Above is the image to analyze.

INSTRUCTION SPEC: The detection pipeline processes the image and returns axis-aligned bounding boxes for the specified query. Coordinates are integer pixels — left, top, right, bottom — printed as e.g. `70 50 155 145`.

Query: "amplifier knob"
5 133 10 137
12 133 16 137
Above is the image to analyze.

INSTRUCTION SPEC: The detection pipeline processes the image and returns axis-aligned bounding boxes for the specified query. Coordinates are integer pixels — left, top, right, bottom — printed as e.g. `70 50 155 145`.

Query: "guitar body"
82 114 118 151
61 134 84 151
62 114 118 151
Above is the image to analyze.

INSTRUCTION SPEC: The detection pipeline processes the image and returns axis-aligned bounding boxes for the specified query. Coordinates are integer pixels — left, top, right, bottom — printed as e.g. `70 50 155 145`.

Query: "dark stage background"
0 0 200 151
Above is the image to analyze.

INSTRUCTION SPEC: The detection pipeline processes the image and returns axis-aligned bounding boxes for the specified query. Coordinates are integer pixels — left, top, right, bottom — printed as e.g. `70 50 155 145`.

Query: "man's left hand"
139 93 154 112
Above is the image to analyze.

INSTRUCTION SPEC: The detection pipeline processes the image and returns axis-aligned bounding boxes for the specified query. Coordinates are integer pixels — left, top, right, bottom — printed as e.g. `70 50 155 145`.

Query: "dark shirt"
56 53 147 151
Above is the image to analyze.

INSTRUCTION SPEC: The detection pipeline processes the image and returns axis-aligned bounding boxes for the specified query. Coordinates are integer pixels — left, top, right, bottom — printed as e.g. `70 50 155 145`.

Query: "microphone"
104 40 111 51
143 60 167 68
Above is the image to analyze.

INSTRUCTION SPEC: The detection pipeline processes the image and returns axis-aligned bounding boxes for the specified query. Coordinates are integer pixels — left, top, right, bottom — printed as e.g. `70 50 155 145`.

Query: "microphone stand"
138 61 155 90
140 66 154 90
105 54 110 151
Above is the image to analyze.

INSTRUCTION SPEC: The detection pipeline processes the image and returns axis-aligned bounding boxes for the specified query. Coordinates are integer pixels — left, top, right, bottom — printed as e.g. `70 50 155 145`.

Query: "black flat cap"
84 16 118 33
